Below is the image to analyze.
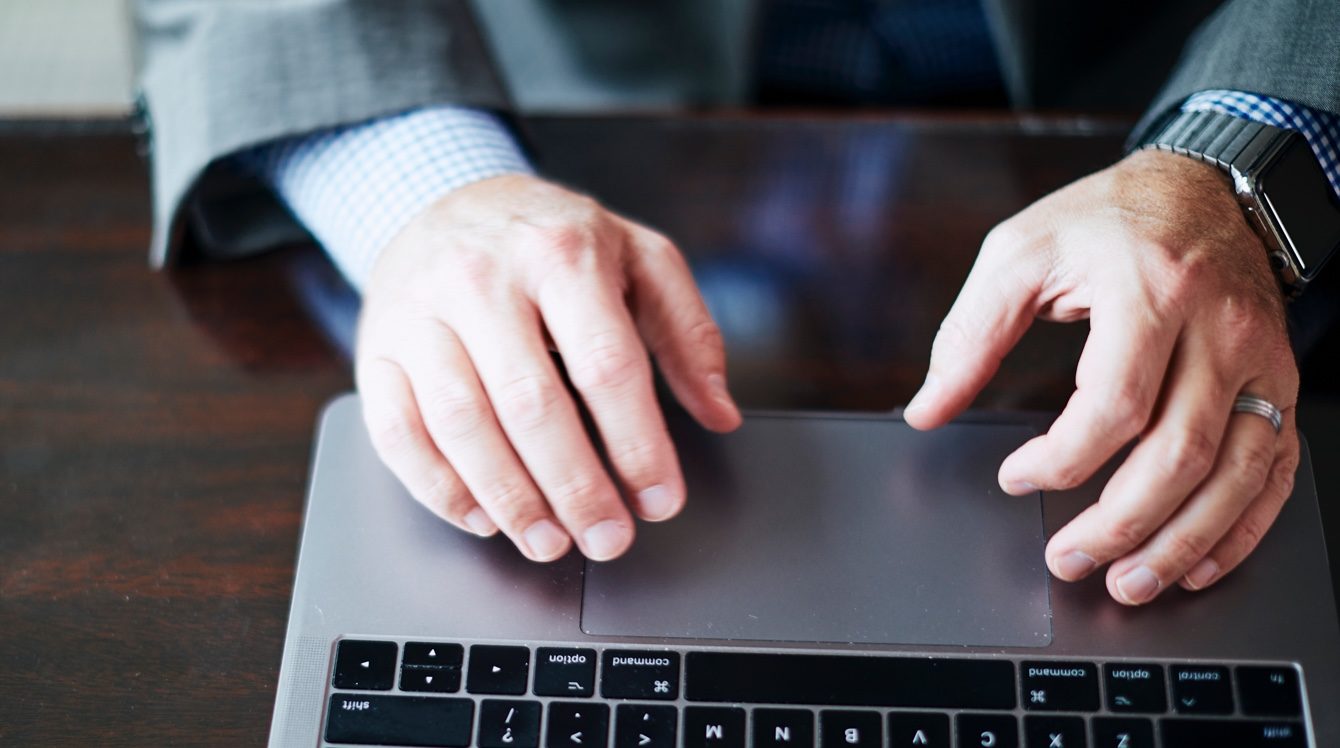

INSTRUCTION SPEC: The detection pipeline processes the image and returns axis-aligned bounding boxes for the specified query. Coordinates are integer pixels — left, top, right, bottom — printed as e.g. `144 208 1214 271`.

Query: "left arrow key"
333 640 398 690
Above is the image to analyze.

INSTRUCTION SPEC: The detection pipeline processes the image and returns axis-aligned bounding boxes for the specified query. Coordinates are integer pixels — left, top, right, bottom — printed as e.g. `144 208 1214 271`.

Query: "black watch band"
1138 108 1340 297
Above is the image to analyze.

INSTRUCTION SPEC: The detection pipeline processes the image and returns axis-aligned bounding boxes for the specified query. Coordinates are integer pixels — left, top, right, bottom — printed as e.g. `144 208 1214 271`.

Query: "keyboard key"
820 710 881 748
755 708 815 748
684 706 746 748
324 694 472 746
546 702 610 748
615 704 677 748
1024 716 1085 748
401 665 460 693
333 640 397 691
1102 664 1165 713
603 650 680 700
468 645 531 695
1161 719 1307 747
1237 665 1303 716
478 699 542 748
535 647 597 697
1170 665 1233 714
404 642 464 668
1021 661 1098 712
957 714 1018 748
685 653 1015 709
1090 718 1153 748
888 712 949 748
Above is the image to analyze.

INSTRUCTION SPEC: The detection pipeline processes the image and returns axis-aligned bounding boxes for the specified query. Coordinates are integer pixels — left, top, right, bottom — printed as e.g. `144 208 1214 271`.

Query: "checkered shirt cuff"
1182 89 1340 199
235 106 533 290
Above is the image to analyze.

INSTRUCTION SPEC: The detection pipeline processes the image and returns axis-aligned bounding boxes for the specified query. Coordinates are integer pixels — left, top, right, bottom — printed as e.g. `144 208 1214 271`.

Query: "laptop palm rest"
581 414 1053 648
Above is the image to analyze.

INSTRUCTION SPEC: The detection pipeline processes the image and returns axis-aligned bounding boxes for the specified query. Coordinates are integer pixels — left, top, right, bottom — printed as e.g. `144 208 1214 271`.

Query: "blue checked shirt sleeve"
1182 90 1340 200
234 106 533 290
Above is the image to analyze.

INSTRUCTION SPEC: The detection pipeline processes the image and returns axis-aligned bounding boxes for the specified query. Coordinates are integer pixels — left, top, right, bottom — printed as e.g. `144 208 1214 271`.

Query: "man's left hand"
904 149 1300 606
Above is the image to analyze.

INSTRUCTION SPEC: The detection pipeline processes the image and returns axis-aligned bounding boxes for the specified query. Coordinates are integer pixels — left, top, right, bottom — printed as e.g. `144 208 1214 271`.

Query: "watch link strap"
1139 109 1295 179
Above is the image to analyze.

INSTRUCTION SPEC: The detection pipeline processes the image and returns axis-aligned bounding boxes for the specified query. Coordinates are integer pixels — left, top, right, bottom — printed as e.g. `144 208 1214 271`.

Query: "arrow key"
616 705 677 748
468 645 531 695
547 702 609 748
332 639 397 690
400 664 461 693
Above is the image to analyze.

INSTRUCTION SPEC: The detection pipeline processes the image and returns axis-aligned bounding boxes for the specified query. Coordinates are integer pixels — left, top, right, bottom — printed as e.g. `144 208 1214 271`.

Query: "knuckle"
568 334 647 393
530 224 596 271
475 479 540 524
1232 441 1275 492
1162 529 1216 568
1227 515 1269 559
1100 513 1151 555
547 471 614 514
1101 382 1155 438
981 220 1027 256
494 374 564 432
1157 427 1218 482
453 250 499 297
422 381 490 442
366 410 420 456
607 437 664 480
416 472 470 520
683 318 726 358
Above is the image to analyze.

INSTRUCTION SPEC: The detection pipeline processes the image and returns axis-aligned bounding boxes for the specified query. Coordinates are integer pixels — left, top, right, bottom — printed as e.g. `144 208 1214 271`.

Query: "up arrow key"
912 730 928 745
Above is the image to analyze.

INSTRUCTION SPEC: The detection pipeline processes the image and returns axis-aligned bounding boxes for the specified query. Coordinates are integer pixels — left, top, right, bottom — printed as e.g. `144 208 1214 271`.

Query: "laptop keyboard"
322 640 1310 748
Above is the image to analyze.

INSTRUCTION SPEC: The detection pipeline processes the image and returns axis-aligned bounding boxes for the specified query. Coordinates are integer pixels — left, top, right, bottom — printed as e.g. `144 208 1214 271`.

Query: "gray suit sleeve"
1133 0 1340 144
134 0 511 267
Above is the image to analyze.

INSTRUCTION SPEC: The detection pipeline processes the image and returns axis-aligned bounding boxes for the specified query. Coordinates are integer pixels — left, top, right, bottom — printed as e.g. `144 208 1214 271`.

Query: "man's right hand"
356 174 742 562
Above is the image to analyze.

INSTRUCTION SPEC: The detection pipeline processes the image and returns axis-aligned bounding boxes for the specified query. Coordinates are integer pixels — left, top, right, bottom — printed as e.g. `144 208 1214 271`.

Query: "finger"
1103 395 1281 605
621 220 741 433
1043 331 1233 588
395 320 571 561
355 356 496 537
453 295 636 561
996 299 1179 494
1179 408 1299 591
903 224 1048 430
536 253 688 522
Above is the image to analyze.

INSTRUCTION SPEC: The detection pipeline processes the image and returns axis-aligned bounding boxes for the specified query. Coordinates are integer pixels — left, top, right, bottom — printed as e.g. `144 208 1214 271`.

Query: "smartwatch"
1138 108 1340 297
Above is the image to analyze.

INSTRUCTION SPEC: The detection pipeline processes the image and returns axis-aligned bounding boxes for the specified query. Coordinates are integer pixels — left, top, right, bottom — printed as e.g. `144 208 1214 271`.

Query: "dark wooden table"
3 116 1338 744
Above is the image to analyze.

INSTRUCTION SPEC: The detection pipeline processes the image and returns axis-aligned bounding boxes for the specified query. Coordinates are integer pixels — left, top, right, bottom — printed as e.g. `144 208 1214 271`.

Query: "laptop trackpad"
581 414 1053 648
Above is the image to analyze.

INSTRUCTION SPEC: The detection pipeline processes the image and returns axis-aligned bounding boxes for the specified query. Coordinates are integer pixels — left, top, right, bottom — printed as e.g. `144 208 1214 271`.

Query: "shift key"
325 694 473 746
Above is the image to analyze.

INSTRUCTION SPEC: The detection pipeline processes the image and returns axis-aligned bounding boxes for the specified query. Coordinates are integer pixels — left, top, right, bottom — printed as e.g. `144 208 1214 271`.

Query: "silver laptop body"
267 394 1340 747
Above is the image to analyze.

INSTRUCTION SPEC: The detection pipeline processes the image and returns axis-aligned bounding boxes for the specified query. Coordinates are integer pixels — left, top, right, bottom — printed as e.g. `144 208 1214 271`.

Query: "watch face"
1257 137 1340 279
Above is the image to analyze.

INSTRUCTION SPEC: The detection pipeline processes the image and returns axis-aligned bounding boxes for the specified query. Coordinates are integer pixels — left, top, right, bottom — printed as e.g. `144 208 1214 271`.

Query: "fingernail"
583 519 632 561
463 508 498 537
1183 558 1221 590
523 519 569 561
707 373 738 409
637 484 678 521
1053 550 1096 580
905 374 939 414
1003 479 1040 495
1116 565 1162 605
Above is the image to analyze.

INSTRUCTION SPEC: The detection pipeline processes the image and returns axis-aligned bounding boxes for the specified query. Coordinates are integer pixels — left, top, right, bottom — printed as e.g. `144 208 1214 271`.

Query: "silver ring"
1233 394 1283 434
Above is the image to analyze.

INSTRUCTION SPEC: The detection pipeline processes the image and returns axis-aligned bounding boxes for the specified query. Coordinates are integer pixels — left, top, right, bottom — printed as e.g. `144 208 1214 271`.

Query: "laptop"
267 393 1340 748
